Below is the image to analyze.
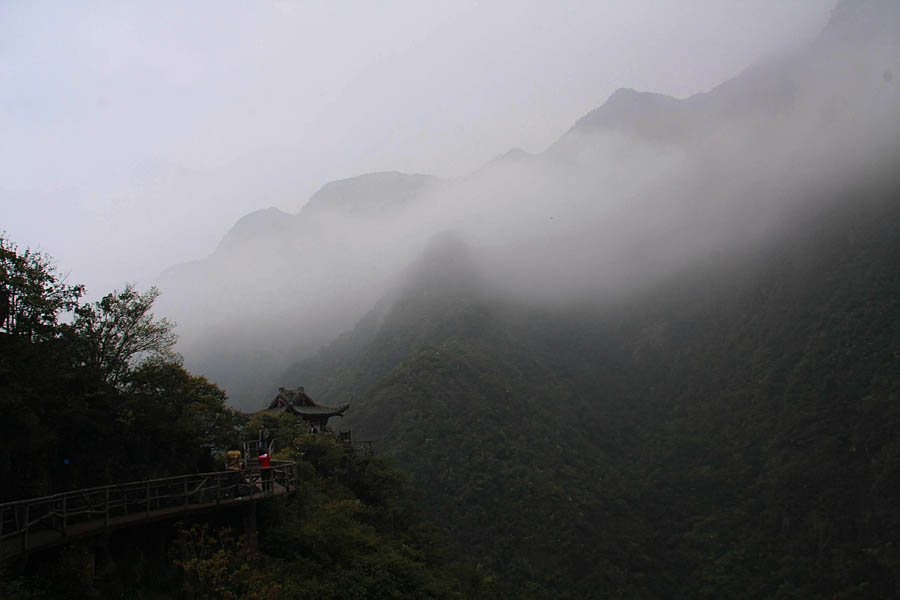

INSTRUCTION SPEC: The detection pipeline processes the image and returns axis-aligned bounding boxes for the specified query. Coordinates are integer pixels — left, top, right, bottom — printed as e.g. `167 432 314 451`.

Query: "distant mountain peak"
215 207 293 254
493 147 531 162
563 87 688 142
553 0 899 150
301 170 439 217
476 147 536 173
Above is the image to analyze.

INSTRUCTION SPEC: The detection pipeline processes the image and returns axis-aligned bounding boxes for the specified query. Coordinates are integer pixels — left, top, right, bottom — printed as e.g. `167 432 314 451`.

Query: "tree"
172 524 282 600
1 235 90 499
1 234 245 500
125 361 244 454
72 284 178 386
0 234 83 340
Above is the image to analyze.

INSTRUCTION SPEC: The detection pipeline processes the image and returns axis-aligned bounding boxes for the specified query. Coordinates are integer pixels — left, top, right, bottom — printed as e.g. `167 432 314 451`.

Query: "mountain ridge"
287 163 900 596
179 0 900 268
156 0 899 411
145 1 900 594
300 170 441 216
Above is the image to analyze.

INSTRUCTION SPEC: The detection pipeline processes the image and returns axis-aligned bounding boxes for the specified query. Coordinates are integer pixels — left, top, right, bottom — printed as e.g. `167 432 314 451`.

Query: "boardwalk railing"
0 461 295 561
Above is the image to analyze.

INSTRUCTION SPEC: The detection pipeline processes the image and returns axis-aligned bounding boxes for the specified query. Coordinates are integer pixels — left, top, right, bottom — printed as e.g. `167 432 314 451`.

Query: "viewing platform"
0 461 296 563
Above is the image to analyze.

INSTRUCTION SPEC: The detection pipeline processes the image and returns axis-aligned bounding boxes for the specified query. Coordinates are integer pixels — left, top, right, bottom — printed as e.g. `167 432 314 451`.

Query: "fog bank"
155 1 900 405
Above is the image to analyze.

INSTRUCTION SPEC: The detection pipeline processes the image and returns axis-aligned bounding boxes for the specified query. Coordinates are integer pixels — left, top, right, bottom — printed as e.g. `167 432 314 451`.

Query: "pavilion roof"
286 403 350 418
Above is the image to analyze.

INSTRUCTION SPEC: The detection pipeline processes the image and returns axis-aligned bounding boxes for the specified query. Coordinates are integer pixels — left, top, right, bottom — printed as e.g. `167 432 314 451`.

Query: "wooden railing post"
62 494 67 537
105 488 111 528
22 504 29 552
145 483 151 518
183 478 188 510
216 474 221 505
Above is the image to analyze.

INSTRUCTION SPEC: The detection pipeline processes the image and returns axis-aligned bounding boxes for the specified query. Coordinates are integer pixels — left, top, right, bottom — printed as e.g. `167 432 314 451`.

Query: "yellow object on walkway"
226 450 242 471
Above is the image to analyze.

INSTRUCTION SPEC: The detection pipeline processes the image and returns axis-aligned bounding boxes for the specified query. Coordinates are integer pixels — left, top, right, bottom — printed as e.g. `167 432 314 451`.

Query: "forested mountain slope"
273 5 900 594
152 2 900 592
285 165 900 597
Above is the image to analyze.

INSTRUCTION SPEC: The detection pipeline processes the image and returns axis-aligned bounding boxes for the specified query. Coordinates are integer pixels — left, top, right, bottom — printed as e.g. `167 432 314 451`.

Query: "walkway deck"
0 462 295 562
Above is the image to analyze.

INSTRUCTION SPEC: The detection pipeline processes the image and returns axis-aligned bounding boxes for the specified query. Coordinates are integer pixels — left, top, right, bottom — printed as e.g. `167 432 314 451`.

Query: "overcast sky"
1 0 833 298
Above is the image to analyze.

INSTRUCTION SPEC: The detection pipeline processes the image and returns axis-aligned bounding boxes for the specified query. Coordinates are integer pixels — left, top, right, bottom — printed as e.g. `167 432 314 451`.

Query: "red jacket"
258 453 271 468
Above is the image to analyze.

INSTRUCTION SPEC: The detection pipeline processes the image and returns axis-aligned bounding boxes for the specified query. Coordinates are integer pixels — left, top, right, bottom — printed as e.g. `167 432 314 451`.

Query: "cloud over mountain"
156 0 900 406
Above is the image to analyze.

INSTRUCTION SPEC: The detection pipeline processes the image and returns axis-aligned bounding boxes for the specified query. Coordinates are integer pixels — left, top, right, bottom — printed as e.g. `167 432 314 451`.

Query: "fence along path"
0 461 296 562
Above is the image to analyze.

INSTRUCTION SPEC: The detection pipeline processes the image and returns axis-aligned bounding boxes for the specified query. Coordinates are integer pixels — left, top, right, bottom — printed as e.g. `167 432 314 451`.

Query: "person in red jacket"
258 449 272 491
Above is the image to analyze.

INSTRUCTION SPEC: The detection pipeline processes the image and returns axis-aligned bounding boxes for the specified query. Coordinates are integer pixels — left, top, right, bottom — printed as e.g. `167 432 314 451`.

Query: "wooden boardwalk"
0 462 295 562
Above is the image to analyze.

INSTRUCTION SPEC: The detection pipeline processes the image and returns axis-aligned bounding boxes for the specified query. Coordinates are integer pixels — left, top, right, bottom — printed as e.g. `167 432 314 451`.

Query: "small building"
268 386 350 431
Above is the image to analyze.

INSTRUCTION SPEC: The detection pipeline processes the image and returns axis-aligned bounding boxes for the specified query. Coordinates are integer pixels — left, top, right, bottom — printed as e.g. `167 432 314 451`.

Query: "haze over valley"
3 1 900 597
153 0 900 408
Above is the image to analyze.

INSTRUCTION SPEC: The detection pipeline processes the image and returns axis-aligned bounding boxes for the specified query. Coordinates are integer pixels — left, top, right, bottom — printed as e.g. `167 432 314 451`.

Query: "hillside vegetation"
0 239 469 599
0 238 246 501
286 170 900 598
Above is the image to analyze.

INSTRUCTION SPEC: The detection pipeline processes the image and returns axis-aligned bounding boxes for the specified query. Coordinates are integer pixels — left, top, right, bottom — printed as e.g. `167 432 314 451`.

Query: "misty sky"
1 0 833 298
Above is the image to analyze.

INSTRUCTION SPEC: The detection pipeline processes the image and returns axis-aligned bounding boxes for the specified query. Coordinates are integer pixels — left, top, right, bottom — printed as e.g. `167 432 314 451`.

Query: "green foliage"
0 235 83 340
126 362 243 449
172 524 281 600
165 436 470 600
72 284 178 387
251 435 469 599
1 236 466 599
0 544 101 600
0 577 51 600
0 234 239 499
115 361 244 476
